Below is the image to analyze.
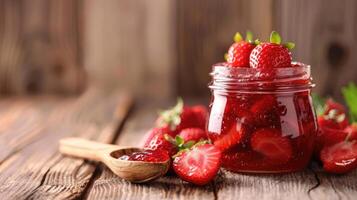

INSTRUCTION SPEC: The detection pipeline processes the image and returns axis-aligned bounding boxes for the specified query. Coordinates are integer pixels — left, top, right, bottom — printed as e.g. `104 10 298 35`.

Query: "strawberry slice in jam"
214 122 246 152
250 128 293 164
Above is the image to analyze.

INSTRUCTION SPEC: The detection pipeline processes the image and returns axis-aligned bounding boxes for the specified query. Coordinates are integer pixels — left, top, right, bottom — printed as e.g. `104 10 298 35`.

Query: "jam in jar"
207 63 317 173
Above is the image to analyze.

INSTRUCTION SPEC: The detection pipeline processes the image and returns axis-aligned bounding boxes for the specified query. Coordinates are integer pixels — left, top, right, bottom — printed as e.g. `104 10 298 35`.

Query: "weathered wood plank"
85 105 216 200
0 89 132 199
0 98 74 163
215 169 318 200
308 169 357 200
274 0 357 100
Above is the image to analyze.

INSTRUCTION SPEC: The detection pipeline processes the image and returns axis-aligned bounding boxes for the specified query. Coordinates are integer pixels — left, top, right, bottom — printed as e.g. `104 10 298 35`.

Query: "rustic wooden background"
0 0 356 100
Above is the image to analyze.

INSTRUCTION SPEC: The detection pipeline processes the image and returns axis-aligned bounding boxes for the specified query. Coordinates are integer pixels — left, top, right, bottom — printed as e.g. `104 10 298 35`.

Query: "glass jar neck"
209 62 314 94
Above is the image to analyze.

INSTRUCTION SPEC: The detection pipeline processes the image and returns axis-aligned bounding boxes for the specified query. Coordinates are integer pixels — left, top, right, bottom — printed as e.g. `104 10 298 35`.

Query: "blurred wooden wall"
0 0 85 95
0 0 356 100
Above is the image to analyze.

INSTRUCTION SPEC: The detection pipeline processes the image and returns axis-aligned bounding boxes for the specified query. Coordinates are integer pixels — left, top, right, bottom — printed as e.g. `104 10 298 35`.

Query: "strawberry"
178 128 207 143
325 98 347 115
226 32 257 67
156 99 207 132
173 144 221 185
191 105 208 129
318 109 349 130
214 122 245 152
250 128 293 164
249 31 294 68
320 140 357 174
143 127 177 157
344 123 357 141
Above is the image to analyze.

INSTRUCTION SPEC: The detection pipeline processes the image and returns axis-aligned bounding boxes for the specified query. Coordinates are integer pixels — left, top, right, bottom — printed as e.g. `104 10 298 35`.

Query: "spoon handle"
59 137 119 162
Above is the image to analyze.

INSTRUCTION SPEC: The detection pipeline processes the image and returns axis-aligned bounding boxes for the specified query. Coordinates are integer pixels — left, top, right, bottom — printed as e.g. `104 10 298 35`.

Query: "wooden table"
0 90 356 200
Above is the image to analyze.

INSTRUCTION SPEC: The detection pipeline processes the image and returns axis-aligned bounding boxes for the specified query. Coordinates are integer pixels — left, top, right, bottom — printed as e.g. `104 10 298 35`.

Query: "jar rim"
209 62 315 94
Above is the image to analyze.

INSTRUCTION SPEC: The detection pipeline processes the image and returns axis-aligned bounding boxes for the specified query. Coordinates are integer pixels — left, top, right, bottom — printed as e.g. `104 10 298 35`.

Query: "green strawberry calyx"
158 98 183 130
270 31 295 50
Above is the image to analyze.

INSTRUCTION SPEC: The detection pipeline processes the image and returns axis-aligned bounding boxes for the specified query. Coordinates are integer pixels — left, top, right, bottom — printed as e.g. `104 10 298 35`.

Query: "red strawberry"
214 122 245 152
179 128 207 143
227 42 255 67
250 43 291 68
320 140 357 174
250 95 277 115
325 98 347 115
143 127 177 157
249 31 294 68
250 128 293 164
156 99 207 132
344 124 357 141
319 109 349 130
173 144 221 185
226 32 257 67
191 105 208 129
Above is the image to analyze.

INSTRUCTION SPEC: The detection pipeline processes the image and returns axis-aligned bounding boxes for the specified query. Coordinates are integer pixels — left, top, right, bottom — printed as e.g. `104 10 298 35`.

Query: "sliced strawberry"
250 128 293 164
179 128 207 143
214 122 245 152
250 95 277 116
249 95 280 127
173 144 221 185
143 127 177 157
320 140 357 174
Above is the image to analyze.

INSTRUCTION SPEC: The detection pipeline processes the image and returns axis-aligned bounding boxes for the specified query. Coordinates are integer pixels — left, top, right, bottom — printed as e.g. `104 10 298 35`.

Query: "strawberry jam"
207 63 317 173
118 149 169 163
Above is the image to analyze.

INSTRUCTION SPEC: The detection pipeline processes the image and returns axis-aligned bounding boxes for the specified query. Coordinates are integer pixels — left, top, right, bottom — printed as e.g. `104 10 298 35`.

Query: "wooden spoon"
59 137 170 183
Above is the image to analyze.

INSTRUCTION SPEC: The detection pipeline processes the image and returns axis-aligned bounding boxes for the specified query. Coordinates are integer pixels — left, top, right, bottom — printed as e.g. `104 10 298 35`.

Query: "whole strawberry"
143 127 178 157
226 31 257 67
250 31 295 68
156 99 208 133
178 128 207 143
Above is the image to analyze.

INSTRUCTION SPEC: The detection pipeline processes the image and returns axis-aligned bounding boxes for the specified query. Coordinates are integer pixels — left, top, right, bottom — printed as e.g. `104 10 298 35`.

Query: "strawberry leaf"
312 93 326 116
175 135 184 147
224 53 228 61
270 31 281 44
182 140 195 149
245 31 253 42
342 82 357 123
233 32 243 43
284 42 295 50
158 98 183 130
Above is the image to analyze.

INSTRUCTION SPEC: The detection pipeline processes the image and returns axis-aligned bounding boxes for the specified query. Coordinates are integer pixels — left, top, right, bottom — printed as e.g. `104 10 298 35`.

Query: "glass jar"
207 62 317 173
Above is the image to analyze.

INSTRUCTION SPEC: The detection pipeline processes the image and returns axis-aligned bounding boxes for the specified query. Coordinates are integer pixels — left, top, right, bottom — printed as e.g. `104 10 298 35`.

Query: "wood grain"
84 105 216 200
274 0 357 99
176 0 273 98
0 0 84 95
0 89 132 199
215 169 318 200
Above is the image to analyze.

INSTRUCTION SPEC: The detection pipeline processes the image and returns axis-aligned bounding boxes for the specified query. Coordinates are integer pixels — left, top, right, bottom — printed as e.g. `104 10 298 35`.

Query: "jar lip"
211 62 311 81
209 62 315 93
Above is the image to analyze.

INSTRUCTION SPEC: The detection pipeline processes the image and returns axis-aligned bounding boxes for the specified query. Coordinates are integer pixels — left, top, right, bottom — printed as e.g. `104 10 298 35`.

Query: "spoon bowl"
59 137 170 183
